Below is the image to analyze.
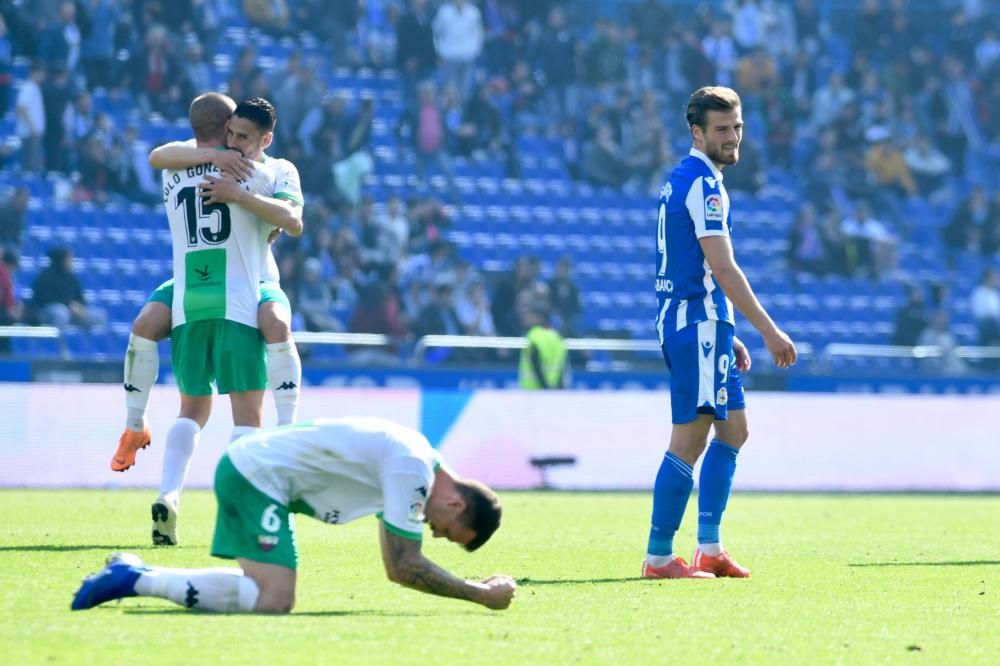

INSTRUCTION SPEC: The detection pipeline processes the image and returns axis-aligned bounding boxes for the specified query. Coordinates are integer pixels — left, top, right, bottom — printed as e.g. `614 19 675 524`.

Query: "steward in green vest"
518 308 568 389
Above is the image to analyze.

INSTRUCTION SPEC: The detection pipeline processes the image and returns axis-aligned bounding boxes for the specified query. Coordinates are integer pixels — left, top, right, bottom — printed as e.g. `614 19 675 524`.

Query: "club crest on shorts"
258 535 279 552
716 387 728 406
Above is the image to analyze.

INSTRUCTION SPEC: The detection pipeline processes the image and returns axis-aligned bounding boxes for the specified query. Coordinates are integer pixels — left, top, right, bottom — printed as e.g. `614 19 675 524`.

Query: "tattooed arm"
378 525 516 610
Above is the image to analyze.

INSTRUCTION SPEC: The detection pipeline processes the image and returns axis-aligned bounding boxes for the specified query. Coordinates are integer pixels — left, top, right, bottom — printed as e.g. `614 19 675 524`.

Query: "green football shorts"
147 279 290 312
211 454 298 570
171 319 266 395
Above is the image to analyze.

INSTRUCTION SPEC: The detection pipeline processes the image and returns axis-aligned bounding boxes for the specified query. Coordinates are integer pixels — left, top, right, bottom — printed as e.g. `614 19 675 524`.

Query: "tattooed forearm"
403 562 477 601
380 527 482 603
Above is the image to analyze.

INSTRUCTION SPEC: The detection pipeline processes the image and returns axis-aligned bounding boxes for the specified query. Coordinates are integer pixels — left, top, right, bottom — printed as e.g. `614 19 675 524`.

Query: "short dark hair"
686 86 742 129
234 97 277 133
456 480 502 552
189 92 236 142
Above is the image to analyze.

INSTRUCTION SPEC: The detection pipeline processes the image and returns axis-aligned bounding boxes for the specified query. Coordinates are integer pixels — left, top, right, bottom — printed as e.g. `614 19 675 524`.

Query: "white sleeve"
272 159 304 206
685 177 729 239
380 457 435 541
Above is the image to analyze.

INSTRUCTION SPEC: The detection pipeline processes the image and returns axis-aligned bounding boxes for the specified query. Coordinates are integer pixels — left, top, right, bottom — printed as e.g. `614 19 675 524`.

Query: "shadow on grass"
849 560 1000 568
518 577 641 586
123 608 470 617
0 545 171 552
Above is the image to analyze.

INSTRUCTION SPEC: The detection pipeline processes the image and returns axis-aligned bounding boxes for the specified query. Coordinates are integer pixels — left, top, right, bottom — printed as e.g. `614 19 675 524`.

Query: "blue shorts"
661 320 746 425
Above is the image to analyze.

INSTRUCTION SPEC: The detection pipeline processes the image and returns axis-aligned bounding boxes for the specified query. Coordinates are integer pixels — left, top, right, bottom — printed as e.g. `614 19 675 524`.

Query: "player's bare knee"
258 304 291 344
133 303 170 341
255 589 294 614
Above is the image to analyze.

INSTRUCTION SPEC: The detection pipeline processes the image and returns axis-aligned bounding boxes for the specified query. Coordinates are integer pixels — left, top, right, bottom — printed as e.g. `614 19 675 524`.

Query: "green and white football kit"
211 417 442 570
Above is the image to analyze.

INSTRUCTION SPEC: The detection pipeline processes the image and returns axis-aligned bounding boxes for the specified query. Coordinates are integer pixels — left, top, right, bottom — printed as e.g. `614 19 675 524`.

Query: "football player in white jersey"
111 98 305 476
72 418 517 613
134 95 304 547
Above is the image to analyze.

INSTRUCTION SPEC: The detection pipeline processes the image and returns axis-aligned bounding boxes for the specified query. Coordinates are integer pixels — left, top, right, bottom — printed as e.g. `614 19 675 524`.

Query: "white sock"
134 567 260 612
266 341 301 425
159 418 200 506
123 334 159 432
230 426 259 443
645 554 674 567
698 542 724 556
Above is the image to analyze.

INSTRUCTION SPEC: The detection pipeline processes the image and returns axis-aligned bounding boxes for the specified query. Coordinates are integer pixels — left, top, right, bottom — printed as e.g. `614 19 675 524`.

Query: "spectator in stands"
942 185 989 257
129 24 183 118
903 135 952 198
298 256 343 332
725 138 766 194
548 256 580 337
0 186 29 253
350 277 408 341
181 39 212 102
77 130 125 202
971 267 1000 347
732 0 764 53
0 15 13 119
863 126 918 201
334 96 376 207
122 122 160 204
841 201 897 279
917 309 964 375
892 283 927 347
818 207 850 276
38 1 81 75
584 19 627 92
456 279 496 337
402 82 456 195
534 5 577 125
405 195 450 255
787 203 827 276
433 0 483 101
735 46 778 98
28 246 106 330
492 255 538 337
81 0 119 89
810 71 854 131
62 90 94 167
15 62 45 173
396 0 438 94
582 123 628 189
0 248 21 331
41 65 72 173
244 0 291 37
702 21 738 88
376 194 410 265
415 278 462 339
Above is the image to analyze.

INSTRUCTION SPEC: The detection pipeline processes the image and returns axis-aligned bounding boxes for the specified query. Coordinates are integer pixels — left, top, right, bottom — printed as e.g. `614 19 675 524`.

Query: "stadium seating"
1 14 987 368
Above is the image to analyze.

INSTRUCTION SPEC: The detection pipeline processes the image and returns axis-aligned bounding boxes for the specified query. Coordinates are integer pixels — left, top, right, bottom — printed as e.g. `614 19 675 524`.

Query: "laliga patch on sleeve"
704 194 724 229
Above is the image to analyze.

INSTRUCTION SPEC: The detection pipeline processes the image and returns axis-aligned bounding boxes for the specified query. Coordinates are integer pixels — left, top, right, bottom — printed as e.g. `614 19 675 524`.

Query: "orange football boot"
110 428 151 472
691 549 751 578
642 556 716 579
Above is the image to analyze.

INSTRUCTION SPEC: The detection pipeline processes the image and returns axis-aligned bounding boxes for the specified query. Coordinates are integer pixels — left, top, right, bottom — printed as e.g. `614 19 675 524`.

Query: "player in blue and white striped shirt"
644 87 797 580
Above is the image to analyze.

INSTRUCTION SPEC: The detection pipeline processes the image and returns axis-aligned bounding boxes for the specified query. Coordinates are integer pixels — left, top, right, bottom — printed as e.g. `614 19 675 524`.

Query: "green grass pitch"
0 490 997 665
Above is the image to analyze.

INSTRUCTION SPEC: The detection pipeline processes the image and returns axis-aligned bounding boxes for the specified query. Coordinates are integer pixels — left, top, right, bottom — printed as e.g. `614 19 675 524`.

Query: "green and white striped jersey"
227 417 442 540
160 142 303 328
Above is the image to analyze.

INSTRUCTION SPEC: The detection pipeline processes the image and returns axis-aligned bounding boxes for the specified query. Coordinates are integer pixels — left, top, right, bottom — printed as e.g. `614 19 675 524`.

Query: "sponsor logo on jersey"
660 183 673 200
258 535 279 552
195 265 212 281
701 340 714 357
415 485 428 498
716 387 728 406
705 194 723 222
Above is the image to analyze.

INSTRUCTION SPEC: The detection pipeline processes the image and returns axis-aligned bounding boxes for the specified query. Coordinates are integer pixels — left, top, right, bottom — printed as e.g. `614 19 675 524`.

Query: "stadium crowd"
4 0 1000 366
